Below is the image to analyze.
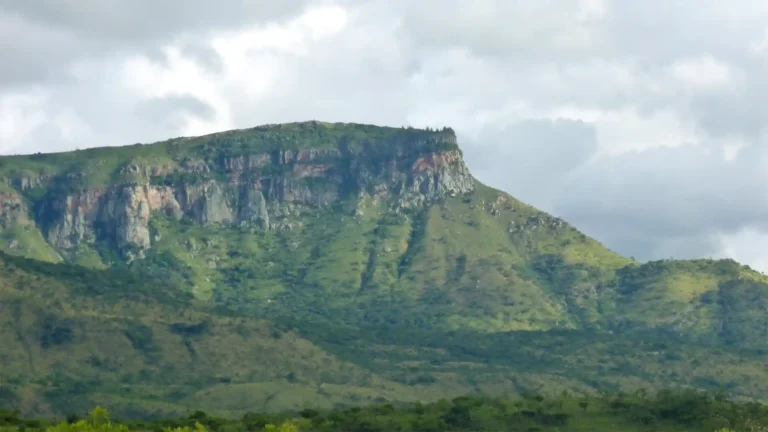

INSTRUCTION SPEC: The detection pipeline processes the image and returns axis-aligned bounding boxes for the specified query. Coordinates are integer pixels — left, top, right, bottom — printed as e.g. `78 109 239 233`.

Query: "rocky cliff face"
0 191 32 229
0 123 474 260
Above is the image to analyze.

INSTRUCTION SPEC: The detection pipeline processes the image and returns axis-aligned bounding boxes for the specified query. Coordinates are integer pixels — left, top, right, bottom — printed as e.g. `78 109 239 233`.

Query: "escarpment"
0 122 474 260
5 121 768 421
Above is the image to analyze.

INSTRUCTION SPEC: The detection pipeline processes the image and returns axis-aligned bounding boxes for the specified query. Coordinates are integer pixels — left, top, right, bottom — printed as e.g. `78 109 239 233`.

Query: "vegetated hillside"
0 121 652 333
0 253 451 419
2 122 768 417
6 390 768 432
6 248 768 419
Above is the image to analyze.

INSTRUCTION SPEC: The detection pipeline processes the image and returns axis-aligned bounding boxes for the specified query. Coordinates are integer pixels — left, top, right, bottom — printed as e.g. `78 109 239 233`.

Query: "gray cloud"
397 0 768 265
0 0 311 89
0 0 311 41
135 95 216 131
0 12 86 87
178 42 225 73
553 143 768 259
0 0 301 41
462 119 598 212
687 68 768 140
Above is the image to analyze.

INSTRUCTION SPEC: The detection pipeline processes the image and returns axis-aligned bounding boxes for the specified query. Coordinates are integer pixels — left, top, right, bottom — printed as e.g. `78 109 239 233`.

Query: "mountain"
2 121 768 418
0 121 628 331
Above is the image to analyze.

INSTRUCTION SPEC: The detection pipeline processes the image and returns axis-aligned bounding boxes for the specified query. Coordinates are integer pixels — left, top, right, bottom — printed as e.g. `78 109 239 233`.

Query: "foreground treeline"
3 389 767 432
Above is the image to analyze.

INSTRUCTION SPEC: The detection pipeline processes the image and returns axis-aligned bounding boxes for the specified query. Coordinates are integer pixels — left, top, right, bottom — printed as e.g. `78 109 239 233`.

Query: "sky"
2 0 768 270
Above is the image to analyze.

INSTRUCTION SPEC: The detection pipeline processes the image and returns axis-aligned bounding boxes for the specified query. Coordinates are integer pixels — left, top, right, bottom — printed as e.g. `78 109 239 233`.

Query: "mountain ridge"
0 121 470 265
1 121 765 335
3 121 768 417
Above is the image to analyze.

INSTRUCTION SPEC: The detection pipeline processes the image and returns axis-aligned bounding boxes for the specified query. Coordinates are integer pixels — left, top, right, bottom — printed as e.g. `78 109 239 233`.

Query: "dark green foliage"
123 323 160 362
169 321 210 337
40 318 74 349
0 252 190 306
281 391 767 431
396 209 428 279
531 254 582 289
140 249 198 289
6 390 768 431
0 388 18 407
449 254 467 282
0 408 53 431
284 372 298 383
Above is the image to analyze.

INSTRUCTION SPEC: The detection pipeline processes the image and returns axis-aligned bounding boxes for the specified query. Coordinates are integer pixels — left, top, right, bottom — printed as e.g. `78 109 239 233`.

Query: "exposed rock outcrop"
47 189 105 251
0 191 32 229
401 149 474 208
107 186 182 257
238 184 270 229
0 124 474 260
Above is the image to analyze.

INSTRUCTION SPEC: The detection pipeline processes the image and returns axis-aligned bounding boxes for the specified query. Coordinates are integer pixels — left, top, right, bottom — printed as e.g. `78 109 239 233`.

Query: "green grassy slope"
608 259 768 345
0 254 451 419
7 250 768 420
144 181 632 334
1 122 768 417
150 178 768 347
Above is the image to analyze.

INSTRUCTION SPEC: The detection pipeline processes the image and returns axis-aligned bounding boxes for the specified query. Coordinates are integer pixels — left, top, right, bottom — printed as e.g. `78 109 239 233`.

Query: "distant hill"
1 121 768 418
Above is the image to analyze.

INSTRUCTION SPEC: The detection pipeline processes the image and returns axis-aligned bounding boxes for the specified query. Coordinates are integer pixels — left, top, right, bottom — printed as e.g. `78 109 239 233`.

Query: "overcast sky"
2 0 768 270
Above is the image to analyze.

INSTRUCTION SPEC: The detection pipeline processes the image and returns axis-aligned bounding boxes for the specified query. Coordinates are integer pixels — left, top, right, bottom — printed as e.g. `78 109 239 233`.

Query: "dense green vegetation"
4 251 768 420
2 122 768 419
3 390 768 431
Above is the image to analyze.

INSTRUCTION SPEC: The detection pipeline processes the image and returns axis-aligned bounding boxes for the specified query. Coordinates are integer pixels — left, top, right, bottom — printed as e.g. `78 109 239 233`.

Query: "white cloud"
3 0 768 269
719 228 768 273
722 138 747 162
578 0 608 21
671 55 736 89
0 92 47 153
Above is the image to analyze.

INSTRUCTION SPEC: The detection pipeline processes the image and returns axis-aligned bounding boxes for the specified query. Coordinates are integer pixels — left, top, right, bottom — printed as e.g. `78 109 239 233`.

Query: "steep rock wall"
2 129 474 260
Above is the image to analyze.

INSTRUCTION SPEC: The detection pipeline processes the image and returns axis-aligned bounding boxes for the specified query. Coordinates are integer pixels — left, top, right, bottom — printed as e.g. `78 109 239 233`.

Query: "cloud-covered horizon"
2 0 768 270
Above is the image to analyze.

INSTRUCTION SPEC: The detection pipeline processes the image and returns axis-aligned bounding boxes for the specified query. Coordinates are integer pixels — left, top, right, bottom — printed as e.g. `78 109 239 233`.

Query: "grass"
0 225 61 263
7 251 768 419
4 122 768 419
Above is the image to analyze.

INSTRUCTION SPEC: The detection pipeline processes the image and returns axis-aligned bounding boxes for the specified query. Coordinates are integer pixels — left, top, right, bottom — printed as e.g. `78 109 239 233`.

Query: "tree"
262 422 298 432
163 424 209 432
46 407 130 432
579 401 589 413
